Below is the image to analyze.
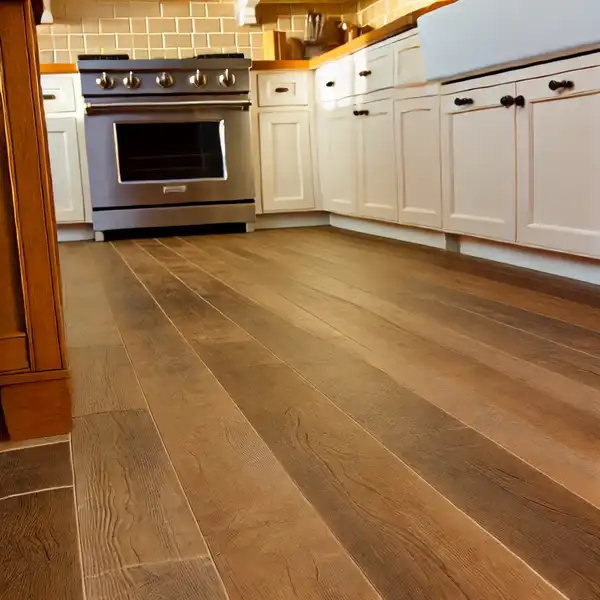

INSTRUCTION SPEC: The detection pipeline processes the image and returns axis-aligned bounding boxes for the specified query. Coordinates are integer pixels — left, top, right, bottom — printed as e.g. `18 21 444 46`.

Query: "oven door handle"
85 99 252 114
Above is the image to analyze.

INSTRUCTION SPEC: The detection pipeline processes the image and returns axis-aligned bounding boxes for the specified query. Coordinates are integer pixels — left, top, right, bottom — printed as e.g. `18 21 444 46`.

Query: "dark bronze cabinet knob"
325 81 335 87
353 110 360 116
358 70 372 77
515 95 526 107
454 97 474 107
274 87 289 93
500 95 515 108
549 80 574 91
361 110 369 116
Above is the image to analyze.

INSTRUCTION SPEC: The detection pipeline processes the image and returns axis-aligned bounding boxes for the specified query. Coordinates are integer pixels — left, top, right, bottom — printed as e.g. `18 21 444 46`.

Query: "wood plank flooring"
5 226 600 599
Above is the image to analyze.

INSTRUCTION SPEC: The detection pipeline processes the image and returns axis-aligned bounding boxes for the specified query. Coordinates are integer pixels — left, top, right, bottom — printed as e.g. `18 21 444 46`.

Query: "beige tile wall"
37 0 355 63
357 0 430 28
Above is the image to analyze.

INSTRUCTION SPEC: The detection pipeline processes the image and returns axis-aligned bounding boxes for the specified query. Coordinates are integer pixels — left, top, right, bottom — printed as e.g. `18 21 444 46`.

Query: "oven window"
115 121 225 182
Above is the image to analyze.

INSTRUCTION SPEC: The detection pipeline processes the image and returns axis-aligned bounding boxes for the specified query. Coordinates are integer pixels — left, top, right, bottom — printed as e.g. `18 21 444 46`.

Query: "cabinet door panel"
517 70 600 258
396 96 442 228
259 111 315 212
47 117 85 223
321 107 358 215
358 99 398 222
442 84 517 242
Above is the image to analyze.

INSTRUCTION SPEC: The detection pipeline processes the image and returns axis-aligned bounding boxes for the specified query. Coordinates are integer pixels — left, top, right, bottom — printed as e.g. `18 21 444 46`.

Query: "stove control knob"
189 69 207 88
123 71 141 89
156 72 174 89
96 72 116 90
218 68 236 88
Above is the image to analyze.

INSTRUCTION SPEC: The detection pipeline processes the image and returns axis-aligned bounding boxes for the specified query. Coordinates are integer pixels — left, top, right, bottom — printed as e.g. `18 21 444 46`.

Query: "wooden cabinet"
395 95 442 228
47 117 85 223
320 106 359 215
259 111 315 212
516 69 600 258
357 98 398 222
441 83 517 242
0 0 71 441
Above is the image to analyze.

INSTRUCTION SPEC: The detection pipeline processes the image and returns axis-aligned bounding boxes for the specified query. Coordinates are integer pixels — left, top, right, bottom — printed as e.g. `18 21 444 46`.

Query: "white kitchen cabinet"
357 98 397 222
259 110 315 212
516 69 600 258
320 106 359 214
46 117 85 223
395 95 442 228
441 83 517 242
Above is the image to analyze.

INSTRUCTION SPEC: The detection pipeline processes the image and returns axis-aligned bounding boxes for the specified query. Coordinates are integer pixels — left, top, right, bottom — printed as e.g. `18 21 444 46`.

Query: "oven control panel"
79 58 251 97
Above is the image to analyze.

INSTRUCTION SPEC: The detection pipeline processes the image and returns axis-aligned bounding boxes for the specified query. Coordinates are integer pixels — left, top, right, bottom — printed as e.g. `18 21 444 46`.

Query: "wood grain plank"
90 242 385 600
288 227 600 337
59 244 122 348
0 440 71 499
116 240 567 600
86 557 228 600
0 487 83 600
143 236 600 600
70 344 147 417
72 409 210 578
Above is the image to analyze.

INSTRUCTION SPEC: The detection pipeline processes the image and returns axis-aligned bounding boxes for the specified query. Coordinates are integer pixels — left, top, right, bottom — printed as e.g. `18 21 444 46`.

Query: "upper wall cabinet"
441 83 517 242
516 68 600 258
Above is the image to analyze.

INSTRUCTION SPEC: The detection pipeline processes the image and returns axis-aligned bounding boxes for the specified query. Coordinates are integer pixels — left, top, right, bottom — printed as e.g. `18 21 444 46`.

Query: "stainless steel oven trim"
86 99 251 114
112 118 229 185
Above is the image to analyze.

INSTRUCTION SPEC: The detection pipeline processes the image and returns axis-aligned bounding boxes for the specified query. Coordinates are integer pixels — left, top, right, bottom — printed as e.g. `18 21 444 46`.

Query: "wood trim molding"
1 377 71 441
0 368 68 388
0 336 29 373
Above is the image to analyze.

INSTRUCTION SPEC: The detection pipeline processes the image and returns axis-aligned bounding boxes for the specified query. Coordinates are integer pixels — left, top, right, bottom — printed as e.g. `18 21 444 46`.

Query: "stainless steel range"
79 54 254 237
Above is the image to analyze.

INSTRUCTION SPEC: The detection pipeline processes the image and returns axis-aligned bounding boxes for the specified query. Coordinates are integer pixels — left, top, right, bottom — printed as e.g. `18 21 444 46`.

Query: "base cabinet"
441 83 517 242
517 69 600 258
357 98 398 222
395 95 442 228
259 110 315 212
321 107 359 214
46 117 85 223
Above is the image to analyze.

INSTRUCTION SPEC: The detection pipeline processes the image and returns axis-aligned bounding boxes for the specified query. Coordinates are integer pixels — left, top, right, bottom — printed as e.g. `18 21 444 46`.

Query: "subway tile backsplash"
37 0 353 62
36 0 429 64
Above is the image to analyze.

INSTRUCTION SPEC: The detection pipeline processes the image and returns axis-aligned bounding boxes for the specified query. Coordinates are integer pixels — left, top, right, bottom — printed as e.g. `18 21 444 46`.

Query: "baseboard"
328 213 600 286
459 237 600 286
330 214 447 250
256 211 330 230
57 223 94 242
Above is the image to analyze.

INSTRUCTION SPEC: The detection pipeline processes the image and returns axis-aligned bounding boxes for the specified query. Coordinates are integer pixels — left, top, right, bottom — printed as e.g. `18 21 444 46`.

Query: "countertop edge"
40 63 78 74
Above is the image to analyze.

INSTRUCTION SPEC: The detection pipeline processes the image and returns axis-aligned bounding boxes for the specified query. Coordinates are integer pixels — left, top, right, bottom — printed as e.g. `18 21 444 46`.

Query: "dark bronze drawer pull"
274 86 289 93
454 97 474 107
43 93 57 100
325 81 335 87
549 80 574 91
358 70 372 77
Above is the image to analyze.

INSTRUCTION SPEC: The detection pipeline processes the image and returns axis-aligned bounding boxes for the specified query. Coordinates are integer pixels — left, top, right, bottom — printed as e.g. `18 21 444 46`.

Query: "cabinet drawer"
41 75 76 114
316 56 353 103
393 34 426 87
257 72 310 107
354 45 393 95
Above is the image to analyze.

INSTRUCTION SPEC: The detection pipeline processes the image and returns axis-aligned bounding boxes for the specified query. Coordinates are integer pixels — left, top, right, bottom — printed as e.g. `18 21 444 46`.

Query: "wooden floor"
4 226 600 599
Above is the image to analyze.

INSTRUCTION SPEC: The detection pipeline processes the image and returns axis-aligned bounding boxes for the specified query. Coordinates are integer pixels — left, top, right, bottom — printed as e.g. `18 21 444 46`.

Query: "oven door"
84 96 254 210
